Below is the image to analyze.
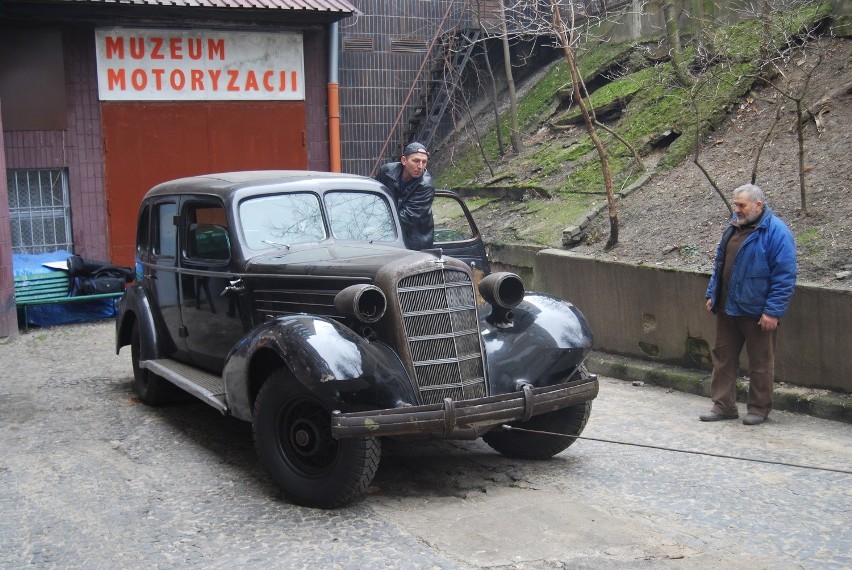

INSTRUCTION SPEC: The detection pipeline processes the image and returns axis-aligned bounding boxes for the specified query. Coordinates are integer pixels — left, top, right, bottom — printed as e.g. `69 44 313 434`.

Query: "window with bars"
6 169 73 254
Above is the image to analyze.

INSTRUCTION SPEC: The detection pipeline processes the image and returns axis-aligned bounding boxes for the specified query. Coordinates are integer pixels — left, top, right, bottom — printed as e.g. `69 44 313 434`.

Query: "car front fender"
223 315 416 422
480 292 594 395
115 284 165 360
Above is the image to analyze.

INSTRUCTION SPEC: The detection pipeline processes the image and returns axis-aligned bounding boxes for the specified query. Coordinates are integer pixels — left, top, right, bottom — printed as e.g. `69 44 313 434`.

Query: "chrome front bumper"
331 375 598 439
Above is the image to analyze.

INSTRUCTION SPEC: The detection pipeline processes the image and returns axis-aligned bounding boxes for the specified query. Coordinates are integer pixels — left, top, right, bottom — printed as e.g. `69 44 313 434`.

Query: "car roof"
143 170 389 201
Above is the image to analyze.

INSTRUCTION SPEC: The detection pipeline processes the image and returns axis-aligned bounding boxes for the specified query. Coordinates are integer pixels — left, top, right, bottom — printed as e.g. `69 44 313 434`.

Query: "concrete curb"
587 351 852 424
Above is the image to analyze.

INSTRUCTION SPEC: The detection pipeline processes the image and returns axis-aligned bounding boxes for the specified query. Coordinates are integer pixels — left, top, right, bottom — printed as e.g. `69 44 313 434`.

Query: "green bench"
14 270 125 329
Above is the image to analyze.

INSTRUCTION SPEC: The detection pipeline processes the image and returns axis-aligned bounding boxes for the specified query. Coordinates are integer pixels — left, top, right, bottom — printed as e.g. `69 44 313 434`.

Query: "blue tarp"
14 250 117 327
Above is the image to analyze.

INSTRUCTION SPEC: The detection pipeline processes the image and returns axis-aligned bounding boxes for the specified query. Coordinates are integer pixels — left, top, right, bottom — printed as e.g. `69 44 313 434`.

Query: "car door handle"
220 278 245 296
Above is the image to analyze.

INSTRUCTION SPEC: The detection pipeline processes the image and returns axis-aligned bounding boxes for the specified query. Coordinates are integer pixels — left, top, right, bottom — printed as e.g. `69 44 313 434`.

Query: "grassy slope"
431 2 836 247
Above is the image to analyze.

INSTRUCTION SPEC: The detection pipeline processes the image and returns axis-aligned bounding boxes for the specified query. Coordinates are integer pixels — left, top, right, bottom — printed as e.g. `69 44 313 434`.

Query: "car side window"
153 202 178 257
184 203 230 262
433 195 475 244
136 205 150 255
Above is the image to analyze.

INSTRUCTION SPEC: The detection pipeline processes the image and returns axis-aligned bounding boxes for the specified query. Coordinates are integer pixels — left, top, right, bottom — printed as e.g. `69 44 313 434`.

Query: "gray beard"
732 210 760 227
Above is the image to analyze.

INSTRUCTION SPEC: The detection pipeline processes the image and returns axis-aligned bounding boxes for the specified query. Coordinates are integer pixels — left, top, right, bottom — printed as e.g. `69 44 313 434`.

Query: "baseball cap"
402 142 429 156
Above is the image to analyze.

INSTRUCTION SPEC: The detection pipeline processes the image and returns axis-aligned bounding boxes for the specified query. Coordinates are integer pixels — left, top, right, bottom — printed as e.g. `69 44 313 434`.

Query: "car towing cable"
498 425 852 475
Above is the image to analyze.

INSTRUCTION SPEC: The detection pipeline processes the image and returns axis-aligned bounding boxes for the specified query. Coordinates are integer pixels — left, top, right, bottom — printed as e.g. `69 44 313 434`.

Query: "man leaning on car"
374 142 435 250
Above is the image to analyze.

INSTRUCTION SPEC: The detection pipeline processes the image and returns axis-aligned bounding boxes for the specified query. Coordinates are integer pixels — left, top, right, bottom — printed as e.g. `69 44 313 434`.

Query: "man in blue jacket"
701 184 797 426
374 142 435 251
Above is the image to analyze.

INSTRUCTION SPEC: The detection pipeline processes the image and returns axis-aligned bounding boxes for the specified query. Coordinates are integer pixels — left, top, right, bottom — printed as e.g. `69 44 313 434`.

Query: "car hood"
243 242 440 279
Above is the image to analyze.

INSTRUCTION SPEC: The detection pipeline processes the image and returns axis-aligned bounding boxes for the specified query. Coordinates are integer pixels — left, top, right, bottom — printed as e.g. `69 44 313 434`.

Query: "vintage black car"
116 171 598 508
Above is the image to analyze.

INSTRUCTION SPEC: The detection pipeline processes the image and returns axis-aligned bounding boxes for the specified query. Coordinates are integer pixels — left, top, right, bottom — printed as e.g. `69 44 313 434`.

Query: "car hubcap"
279 399 337 473
291 420 317 453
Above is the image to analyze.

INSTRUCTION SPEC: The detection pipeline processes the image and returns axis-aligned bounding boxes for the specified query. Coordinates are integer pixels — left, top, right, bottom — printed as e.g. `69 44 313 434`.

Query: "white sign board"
95 28 305 101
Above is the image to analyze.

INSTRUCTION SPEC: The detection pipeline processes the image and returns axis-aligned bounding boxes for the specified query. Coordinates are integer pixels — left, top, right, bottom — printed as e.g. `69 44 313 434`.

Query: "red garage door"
103 101 307 266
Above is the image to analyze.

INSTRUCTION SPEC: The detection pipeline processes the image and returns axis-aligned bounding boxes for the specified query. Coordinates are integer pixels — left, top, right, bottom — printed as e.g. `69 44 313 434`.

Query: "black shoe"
699 410 739 422
743 413 766 426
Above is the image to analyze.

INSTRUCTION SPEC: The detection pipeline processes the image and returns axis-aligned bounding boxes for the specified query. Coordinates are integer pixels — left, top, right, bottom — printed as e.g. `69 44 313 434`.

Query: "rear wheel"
483 401 593 460
253 371 381 508
130 324 173 406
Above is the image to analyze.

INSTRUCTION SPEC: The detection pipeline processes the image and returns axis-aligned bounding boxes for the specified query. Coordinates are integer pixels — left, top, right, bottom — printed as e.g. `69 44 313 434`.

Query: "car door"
146 199 190 360
178 199 248 373
432 190 490 277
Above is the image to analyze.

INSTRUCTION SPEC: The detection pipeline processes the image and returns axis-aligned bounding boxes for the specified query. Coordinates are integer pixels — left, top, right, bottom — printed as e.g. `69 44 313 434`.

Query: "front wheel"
482 401 593 460
253 372 381 508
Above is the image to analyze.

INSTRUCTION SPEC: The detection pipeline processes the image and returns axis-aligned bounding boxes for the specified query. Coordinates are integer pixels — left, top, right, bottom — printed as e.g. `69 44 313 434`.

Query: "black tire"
253 372 381 508
130 324 173 406
482 401 593 460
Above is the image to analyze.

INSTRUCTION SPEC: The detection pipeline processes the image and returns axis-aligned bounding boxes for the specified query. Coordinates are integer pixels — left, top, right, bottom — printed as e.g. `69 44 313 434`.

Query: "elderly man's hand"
758 314 779 332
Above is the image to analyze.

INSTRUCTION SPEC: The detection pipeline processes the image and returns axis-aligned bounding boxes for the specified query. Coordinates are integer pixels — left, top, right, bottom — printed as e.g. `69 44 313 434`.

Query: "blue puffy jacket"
706 207 797 318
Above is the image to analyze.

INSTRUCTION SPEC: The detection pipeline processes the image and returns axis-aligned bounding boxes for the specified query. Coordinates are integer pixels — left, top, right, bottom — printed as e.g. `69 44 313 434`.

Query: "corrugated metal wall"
338 0 472 176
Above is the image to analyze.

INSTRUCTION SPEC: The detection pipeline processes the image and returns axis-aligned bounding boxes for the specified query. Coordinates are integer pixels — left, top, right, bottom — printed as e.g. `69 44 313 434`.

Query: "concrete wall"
490 247 852 393
590 0 744 44
592 0 850 44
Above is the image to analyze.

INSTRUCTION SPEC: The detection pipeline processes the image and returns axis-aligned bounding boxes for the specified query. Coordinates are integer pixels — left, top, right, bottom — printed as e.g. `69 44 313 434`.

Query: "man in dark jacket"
374 142 435 250
701 184 797 426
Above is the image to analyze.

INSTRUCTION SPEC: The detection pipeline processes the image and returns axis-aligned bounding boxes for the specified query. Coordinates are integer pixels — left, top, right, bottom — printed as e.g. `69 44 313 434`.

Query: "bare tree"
751 100 783 185
690 0 716 60
553 2 619 248
735 2 836 214
473 0 506 156
678 67 734 212
661 0 692 86
492 0 620 247
761 48 824 214
481 44 506 157
499 0 524 154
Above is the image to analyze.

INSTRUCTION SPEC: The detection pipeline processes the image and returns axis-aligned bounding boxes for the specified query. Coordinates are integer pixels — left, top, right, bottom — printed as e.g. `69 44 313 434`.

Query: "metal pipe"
328 21 341 172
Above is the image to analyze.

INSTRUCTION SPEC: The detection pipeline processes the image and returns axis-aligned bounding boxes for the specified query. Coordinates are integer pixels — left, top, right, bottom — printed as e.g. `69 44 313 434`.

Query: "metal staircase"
403 28 482 150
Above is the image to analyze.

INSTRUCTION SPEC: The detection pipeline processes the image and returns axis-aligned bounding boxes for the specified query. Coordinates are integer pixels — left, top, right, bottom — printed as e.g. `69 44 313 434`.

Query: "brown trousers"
710 312 777 418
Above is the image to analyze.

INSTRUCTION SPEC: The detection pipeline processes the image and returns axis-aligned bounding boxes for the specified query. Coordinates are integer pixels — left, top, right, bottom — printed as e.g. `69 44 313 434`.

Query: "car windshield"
239 193 326 249
324 191 397 242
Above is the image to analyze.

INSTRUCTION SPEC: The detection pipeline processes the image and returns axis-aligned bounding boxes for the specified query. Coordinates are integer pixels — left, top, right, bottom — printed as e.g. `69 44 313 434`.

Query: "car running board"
140 359 228 414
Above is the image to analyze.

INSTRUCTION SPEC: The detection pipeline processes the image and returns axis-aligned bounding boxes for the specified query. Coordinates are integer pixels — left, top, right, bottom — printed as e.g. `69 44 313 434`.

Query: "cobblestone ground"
1 321 850 569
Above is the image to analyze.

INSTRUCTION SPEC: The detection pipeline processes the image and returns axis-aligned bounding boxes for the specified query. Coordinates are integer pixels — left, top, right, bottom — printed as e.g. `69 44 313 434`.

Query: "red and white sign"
95 28 305 101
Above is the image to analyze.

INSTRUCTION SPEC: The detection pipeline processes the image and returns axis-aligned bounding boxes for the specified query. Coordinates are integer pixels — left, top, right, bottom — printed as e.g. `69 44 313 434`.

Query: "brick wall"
305 29 330 171
3 27 108 261
63 28 108 261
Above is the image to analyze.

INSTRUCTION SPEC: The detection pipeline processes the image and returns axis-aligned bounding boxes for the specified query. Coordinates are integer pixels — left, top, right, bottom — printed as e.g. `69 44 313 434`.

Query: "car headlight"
478 272 524 327
334 284 387 324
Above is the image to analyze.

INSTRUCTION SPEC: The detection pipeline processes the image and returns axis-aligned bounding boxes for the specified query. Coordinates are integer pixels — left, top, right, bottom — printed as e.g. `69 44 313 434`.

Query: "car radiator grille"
397 268 487 405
